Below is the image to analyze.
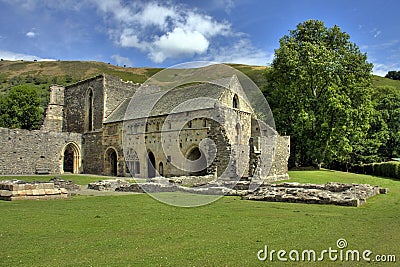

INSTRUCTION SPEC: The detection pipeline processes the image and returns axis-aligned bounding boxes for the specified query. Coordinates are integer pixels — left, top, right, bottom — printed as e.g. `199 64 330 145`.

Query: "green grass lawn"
0 170 399 266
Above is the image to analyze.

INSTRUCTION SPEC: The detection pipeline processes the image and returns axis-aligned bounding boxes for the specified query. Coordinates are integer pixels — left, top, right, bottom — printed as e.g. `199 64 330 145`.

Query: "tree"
372 86 400 159
0 84 43 130
265 20 373 168
385 71 400 80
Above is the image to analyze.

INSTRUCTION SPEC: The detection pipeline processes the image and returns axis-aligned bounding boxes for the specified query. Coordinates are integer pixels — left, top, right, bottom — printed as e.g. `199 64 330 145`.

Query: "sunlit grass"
0 170 399 266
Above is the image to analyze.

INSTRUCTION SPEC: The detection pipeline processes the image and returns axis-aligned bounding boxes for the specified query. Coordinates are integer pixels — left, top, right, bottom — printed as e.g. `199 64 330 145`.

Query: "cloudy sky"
0 0 399 76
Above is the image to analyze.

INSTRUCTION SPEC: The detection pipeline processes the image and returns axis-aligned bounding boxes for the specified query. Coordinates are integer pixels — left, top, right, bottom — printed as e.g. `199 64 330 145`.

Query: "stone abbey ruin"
0 71 388 206
0 73 290 180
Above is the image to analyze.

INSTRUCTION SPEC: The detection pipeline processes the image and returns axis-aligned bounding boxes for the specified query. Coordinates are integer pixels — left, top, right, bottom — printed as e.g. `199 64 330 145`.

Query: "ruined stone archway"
61 142 81 174
105 147 118 176
186 146 207 176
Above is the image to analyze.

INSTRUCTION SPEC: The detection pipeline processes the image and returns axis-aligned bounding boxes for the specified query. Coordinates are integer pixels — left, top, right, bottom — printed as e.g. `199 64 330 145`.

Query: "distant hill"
0 59 399 102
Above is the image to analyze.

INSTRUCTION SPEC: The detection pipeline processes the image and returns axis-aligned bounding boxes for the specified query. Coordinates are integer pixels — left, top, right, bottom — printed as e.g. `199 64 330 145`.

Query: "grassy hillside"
0 60 163 92
0 59 398 110
372 75 400 89
0 60 267 92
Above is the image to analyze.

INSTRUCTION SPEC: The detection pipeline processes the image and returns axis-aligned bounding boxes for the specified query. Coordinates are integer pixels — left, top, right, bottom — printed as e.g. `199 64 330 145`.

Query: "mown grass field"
0 170 399 266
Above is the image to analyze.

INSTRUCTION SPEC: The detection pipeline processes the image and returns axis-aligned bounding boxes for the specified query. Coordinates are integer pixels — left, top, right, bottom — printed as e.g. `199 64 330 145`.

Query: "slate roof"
104 83 227 123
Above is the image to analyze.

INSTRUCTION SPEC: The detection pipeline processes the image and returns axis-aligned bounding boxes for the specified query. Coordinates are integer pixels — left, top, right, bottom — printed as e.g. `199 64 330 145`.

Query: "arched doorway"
62 142 80 174
63 146 74 173
186 147 207 176
147 151 156 178
105 148 118 176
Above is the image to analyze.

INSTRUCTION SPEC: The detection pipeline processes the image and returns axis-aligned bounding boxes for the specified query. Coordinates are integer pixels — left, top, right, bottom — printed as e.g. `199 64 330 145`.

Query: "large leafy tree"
0 84 43 130
372 86 400 159
265 20 373 168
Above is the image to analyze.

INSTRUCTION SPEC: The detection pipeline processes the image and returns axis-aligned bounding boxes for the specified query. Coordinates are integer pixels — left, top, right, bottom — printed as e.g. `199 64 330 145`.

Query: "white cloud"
136 2 178 29
119 29 148 50
91 1 239 63
371 28 381 38
3 0 85 11
151 28 210 63
212 0 235 14
111 54 133 66
372 62 400 77
205 39 272 66
182 11 231 37
0 49 54 61
26 31 36 38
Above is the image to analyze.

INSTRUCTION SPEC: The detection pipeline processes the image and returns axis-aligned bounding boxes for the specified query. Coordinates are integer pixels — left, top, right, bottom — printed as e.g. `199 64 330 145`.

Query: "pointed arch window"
86 89 94 132
233 94 239 109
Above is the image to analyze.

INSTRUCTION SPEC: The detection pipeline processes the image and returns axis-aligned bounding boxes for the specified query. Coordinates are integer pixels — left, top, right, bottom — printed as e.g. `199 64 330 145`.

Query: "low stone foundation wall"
243 182 387 207
0 180 69 201
87 179 129 191
108 178 388 207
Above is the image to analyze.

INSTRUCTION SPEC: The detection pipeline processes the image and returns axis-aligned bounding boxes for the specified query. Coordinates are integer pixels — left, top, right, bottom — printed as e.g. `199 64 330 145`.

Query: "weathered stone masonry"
0 127 82 175
0 73 290 180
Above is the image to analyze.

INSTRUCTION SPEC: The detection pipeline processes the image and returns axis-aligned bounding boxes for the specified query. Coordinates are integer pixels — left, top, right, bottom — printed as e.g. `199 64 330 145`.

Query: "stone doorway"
147 151 156 178
105 148 118 176
62 142 80 174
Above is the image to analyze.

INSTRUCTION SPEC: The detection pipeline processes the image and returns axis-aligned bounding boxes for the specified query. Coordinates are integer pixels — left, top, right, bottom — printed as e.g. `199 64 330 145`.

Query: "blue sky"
0 0 399 76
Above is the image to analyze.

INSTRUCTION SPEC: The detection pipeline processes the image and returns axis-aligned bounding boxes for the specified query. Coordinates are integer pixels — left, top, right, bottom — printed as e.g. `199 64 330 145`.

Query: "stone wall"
102 122 126 176
41 85 64 132
63 75 104 133
82 131 104 175
256 135 290 180
103 75 139 117
0 127 82 175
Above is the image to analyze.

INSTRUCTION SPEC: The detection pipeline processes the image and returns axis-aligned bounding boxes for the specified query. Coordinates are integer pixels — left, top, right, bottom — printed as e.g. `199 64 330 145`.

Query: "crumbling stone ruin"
0 73 290 182
242 182 388 207
86 177 387 207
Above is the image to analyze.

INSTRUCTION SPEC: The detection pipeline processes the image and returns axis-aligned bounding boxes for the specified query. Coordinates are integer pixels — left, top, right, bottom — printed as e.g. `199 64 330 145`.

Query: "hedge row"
351 162 400 179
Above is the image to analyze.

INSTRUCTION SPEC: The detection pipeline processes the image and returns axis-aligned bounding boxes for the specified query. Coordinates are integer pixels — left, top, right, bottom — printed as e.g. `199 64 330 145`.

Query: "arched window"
126 149 140 177
233 94 239 109
86 89 94 131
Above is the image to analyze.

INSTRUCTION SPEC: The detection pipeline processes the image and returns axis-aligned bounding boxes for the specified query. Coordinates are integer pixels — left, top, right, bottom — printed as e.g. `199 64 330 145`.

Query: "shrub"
358 162 400 179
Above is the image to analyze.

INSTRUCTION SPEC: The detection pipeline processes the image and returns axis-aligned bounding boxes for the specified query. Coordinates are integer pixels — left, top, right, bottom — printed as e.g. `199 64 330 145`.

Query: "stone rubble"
1 175 386 207
110 177 388 207
0 179 69 201
242 182 387 207
87 179 131 191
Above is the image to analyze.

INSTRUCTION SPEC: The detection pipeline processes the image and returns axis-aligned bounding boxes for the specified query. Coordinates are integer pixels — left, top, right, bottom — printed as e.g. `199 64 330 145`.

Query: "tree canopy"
372 86 400 159
385 71 400 80
0 84 43 130
264 20 374 168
